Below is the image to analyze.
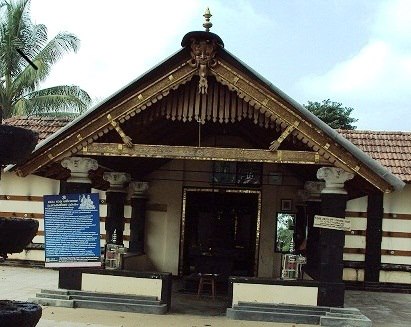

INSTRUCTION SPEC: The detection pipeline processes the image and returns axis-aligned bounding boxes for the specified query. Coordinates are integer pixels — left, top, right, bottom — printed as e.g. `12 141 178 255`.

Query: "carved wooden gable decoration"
11 31 402 193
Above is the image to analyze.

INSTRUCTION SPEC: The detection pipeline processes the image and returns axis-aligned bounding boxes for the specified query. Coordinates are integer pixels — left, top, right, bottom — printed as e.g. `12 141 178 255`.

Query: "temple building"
1 11 410 310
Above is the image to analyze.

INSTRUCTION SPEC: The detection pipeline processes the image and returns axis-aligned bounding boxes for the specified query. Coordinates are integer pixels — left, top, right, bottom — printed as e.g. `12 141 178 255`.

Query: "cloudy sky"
30 0 411 131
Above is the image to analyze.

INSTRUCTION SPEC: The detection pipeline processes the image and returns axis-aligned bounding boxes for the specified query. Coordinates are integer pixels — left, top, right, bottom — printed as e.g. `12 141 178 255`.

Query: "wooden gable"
10 31 402 193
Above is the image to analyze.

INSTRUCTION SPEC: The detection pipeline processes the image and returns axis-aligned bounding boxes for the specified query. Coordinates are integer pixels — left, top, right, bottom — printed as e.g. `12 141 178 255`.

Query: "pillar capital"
103 172 131 192
61 156 98 183
129 181 149 198
317 167 354 195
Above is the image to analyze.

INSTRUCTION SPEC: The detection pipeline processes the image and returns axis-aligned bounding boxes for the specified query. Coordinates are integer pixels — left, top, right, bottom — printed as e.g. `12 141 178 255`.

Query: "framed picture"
236 162 262 186
281 199 292 211
212 161 236 185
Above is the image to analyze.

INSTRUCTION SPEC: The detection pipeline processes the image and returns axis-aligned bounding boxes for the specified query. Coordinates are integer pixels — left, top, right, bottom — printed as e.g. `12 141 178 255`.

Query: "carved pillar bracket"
299 181 326 202
103 172 131 192
317 167 354 195
129 181 149 198
61 156 98 183
188 38 218 94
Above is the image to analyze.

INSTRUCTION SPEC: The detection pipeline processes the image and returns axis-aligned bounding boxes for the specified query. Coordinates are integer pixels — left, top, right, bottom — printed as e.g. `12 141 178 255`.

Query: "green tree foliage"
0 0 91 121
304 99 358 130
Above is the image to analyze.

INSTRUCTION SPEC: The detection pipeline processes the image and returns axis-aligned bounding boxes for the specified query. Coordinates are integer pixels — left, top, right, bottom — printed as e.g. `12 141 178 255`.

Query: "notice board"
313 215 351 231
44 193 101 267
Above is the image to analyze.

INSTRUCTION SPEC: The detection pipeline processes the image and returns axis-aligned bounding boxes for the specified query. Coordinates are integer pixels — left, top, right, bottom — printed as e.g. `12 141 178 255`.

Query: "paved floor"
1 265 411 326
345 290 411 327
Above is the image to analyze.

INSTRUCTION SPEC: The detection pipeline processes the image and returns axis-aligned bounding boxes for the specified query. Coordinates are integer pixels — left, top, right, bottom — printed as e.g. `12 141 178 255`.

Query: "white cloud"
30 0 202 100
299 0 411 130
29 0 273 103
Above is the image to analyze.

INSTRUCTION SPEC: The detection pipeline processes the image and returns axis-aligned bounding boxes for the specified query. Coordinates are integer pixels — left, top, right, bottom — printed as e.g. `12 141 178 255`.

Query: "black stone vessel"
0 124 42 326
0 125 38 165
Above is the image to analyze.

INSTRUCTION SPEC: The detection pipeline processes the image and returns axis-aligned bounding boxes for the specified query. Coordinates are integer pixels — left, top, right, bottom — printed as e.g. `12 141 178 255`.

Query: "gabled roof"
6 31 405 193
6 116 411 183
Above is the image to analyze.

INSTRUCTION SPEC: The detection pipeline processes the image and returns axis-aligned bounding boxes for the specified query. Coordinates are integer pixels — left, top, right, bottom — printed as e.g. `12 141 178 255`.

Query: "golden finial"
203 7 212 32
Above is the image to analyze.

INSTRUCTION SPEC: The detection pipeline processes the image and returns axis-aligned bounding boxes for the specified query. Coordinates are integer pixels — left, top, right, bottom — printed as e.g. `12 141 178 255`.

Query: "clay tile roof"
3 116 411 183
339 130 411 183
3 116 73 142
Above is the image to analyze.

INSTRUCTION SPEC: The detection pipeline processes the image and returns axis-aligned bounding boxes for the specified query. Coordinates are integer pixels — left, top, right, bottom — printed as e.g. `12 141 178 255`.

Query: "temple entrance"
180 189 260 280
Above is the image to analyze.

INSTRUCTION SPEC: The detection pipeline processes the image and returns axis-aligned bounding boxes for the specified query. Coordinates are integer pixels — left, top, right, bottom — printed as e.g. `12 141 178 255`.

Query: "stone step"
36 292 160 306
33 289 167 314
40 289 158 301
31 297 167 314
74 299 168 314
233 304 328 316
228 302 371 326
320 315 372 327
69 294 161 305
227 307 321 325
30 297 74 308
35 293 71 300
237 301 332 312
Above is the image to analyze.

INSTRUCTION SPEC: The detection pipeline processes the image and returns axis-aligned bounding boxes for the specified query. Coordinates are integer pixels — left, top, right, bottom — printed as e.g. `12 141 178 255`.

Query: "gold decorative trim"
179 188 261 276
81 143 330 165
211 59 393 192
16 62 197 176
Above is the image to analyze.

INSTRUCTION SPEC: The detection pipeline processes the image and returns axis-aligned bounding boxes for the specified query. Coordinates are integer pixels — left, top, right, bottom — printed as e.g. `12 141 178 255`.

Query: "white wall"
344 185 411 283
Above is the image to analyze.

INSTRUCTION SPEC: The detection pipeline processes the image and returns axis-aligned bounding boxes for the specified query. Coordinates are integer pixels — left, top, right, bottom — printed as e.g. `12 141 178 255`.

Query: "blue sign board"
44 193 101 267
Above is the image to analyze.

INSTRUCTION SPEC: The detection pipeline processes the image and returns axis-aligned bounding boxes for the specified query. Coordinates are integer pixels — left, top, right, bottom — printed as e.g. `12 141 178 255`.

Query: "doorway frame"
179 187 262 276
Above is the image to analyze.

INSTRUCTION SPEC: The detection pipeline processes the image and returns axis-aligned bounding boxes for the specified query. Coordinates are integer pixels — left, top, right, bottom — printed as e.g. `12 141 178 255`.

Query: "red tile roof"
339 130 411 183
3 116 73 142
3 116 411 182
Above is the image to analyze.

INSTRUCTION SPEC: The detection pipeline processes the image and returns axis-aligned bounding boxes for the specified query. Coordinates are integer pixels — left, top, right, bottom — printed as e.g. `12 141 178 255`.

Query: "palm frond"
0 0 89 120
20 85 91 116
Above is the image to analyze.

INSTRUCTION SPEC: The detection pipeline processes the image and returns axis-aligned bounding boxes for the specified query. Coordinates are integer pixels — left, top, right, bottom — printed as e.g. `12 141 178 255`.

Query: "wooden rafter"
80 143 329 165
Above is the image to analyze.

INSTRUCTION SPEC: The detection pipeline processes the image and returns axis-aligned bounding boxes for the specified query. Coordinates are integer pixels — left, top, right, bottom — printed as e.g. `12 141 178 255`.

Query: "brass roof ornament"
203 7 212 32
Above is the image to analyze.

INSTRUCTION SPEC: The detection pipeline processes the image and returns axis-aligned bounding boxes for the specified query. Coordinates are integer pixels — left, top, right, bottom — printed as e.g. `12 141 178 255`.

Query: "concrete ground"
1 265 410 326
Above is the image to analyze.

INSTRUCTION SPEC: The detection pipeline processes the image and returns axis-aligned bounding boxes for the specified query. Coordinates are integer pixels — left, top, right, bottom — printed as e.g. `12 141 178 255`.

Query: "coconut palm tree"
0 0 91 121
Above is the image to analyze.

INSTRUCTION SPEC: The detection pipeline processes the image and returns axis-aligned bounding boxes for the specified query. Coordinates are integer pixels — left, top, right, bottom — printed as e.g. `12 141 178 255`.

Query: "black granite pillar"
105 191 127 245
129 196 147 253
364 191 384 283
128 181 149 253
103 172 131 246
316 167 353 307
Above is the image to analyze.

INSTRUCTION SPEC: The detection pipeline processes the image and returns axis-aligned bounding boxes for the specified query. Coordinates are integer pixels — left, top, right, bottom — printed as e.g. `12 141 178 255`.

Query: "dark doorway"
181 190 260 278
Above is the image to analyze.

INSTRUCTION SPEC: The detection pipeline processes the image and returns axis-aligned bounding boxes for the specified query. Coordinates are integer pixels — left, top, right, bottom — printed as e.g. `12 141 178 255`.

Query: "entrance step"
227 302 372 326
30 289 167 314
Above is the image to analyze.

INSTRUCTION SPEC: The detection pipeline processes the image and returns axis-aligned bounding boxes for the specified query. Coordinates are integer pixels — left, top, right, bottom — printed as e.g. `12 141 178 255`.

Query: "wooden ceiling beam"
81 142 329 165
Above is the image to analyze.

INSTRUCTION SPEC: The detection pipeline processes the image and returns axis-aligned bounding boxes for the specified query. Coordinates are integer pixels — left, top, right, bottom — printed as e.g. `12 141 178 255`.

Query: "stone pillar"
103 172 131 245
128 181 149 254
316 167 354 307
60 157 98 194
364 191 384 283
